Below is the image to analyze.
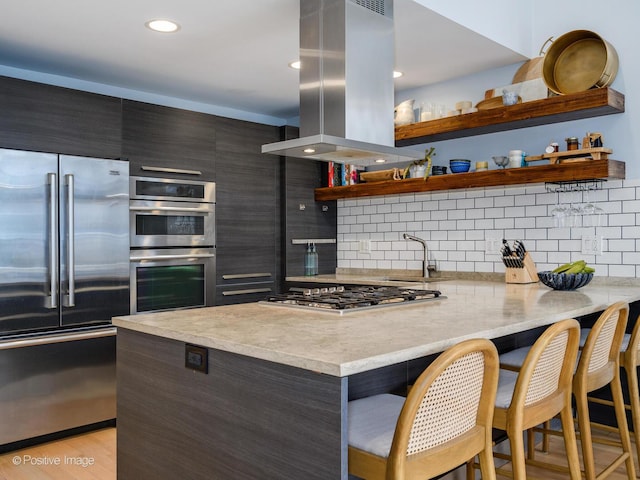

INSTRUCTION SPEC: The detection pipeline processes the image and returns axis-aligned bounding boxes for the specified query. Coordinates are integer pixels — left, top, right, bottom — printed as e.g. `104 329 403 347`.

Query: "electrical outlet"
581 236 603 255
485 237 502 255
358 239 371 254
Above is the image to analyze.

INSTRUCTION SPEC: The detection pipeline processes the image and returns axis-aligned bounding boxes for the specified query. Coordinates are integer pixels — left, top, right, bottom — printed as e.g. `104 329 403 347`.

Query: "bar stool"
500 302 636 480
468 318 582 480
581 309 640 470
348 338 499 480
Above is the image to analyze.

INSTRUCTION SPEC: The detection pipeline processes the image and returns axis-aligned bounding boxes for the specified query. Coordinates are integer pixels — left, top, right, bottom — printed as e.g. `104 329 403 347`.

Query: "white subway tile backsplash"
475 219 495 230
475 197 494 209
495 196 515 207
448 210 466 220
337 183 640 277
494 218 515 229
623 200 640 213
609 213 636 226
456 198 475 209
456 219 475 230
391 203 408 213
611 187 637 201
515 217 536 229
439 199 457 210
485 207 506 218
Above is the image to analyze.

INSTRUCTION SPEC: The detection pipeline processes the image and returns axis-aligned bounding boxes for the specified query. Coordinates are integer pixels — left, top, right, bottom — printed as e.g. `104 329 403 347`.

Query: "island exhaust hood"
261 0 421 166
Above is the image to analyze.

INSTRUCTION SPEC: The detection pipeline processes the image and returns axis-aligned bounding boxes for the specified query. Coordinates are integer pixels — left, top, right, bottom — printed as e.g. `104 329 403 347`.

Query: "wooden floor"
0 426 635 480
0 428 116 480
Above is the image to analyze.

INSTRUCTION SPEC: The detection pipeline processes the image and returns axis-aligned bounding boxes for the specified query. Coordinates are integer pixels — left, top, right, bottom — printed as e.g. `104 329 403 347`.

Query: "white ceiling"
0 0 525 121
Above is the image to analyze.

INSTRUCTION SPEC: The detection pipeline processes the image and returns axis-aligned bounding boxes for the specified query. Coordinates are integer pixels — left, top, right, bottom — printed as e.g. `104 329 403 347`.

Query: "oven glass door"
130 200 215 248
130 248 215 314
130 176 215 203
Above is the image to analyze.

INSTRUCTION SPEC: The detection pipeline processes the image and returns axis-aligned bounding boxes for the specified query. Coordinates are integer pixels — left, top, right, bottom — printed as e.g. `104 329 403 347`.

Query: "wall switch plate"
485 237 502 255
358 239 371 254
582 235 603 255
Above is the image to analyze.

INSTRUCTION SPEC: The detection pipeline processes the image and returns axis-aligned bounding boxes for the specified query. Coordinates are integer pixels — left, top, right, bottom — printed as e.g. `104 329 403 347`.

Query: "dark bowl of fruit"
538 261 594 290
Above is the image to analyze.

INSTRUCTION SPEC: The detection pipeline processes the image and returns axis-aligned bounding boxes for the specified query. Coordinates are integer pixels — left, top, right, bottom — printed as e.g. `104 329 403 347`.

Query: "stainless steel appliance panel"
129 199 215 248
59 155 129 327
129 247 216 314
0 329 116 445
0 150 61 333
0 149 129 336
130 175 215 203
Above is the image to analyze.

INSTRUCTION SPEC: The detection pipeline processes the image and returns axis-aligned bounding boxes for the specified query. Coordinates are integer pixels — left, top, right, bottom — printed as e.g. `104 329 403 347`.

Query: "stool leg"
575 386 597 480
508 424 527 480
478 444 497 480
526 428 535 459
624 363 640 469
612 370 637 479
560 402 583 480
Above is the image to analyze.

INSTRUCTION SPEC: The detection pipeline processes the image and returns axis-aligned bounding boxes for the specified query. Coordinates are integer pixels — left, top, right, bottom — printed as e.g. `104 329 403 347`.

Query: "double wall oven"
129 176 216 314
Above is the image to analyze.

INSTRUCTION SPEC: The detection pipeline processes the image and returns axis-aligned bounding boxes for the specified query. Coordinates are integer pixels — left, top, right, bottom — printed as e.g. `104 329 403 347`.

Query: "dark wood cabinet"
280 126 337 278
0 75 122 158
122 100 216 181
214 117 282 305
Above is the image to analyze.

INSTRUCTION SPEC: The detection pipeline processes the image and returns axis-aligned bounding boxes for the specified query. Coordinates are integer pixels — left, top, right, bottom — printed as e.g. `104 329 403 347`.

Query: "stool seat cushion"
495 369 519 409
348 393 405 458
499 347 530 368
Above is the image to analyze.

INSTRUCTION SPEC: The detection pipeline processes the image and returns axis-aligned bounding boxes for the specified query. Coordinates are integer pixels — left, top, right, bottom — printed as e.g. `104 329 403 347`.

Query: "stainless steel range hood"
262 0 421 166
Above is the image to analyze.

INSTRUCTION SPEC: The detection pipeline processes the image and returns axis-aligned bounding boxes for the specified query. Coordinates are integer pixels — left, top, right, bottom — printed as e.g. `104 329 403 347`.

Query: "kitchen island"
113 279 640 480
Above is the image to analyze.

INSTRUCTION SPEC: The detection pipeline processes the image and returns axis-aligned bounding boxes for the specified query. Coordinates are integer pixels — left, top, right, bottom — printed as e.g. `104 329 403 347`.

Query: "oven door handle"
130 253 216 261
130 206 212 214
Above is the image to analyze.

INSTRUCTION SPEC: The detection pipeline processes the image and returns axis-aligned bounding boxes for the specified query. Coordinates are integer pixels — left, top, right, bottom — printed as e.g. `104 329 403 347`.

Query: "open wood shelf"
314 159 625 201
394 88 625 146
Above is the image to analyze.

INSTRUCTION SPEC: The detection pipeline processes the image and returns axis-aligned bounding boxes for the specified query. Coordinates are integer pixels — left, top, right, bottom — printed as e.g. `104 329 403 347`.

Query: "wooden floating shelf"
394 88 625 146
314 159 625 201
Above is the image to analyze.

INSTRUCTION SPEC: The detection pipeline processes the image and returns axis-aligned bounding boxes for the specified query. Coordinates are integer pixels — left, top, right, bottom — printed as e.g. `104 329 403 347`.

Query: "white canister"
508 149 523 168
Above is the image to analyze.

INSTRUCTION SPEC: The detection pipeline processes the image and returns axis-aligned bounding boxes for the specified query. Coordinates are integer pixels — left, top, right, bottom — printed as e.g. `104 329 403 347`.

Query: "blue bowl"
449 159 470 173
538 271 594 290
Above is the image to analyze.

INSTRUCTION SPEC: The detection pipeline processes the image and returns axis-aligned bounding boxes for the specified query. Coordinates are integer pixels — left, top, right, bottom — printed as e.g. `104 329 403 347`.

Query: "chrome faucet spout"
403 233 430 278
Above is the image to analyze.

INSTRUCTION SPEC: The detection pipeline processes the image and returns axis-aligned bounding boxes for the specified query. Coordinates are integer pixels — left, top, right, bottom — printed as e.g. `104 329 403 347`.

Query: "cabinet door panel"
123 100 215 181
215 118 281 303
0 76 122 158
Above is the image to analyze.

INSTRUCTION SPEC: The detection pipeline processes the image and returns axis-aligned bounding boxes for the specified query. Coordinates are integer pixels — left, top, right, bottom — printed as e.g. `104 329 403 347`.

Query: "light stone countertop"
113 278 640 377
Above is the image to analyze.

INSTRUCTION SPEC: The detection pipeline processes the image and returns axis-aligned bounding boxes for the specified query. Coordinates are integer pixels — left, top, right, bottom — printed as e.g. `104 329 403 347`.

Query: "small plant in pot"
403 147 435 179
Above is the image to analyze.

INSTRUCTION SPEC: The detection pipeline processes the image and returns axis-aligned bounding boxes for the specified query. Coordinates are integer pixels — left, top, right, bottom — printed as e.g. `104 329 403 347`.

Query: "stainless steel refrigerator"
0 148 128 446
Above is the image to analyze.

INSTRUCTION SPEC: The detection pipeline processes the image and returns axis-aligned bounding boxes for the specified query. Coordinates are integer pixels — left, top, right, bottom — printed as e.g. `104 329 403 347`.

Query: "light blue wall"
396 0 639 178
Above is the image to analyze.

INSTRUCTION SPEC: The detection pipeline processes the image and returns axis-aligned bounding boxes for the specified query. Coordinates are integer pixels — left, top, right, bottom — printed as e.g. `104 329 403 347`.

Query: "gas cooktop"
262 285 444 315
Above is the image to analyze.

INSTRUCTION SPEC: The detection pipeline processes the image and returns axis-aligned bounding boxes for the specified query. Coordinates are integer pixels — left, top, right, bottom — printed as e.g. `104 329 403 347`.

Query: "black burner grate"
264 285 442 310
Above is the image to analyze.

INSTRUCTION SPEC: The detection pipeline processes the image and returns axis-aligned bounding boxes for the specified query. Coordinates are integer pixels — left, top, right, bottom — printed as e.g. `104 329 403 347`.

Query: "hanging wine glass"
566 190 581 227
551 191 567 228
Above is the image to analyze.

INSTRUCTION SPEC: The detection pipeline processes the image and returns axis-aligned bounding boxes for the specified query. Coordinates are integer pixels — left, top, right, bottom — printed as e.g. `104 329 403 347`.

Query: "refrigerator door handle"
48 173 58 309
65 174 75 307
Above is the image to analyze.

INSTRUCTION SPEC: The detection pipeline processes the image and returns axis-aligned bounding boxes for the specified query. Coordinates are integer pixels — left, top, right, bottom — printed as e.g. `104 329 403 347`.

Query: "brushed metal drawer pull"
0 327 117 350
222 288 272 296
222 273 272 280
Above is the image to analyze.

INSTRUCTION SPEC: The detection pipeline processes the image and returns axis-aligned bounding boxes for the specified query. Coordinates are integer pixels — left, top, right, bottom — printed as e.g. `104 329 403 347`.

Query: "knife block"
505 253 539 284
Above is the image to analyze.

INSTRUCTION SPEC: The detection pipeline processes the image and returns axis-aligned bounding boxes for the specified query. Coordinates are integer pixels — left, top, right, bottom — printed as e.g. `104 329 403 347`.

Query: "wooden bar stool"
348 338 499 480
501 302 636 480
581 309 640 471
468 318 582 480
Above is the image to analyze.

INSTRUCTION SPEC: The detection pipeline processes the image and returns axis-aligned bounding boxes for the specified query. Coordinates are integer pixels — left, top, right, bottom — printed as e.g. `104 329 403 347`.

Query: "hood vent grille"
354 0 386 16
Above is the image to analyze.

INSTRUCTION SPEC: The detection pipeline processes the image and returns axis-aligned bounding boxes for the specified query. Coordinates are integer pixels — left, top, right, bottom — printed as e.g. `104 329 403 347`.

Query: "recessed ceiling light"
289 60 301 70
145 19 180 33
375 158 387 163
303 148 315 153
393 71 403 79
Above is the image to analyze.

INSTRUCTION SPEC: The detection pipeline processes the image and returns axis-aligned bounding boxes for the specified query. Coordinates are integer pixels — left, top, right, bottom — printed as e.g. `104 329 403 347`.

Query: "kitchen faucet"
403 233 432 278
